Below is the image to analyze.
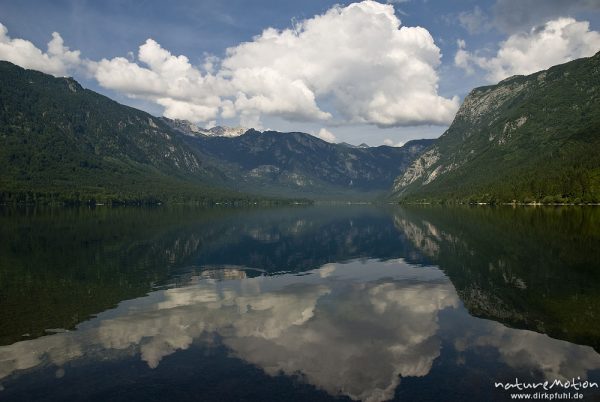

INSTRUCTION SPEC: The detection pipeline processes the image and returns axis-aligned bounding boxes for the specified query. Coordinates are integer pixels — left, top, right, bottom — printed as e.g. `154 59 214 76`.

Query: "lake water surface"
0 206 599 401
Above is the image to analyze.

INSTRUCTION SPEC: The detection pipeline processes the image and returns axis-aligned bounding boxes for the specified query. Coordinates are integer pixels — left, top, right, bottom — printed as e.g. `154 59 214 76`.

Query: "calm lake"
0 205 599 401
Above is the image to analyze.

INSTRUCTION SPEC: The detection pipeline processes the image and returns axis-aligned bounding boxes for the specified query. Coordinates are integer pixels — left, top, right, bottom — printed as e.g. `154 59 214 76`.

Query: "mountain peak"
161 118 248 138
339 142 371 149
206 125 248 137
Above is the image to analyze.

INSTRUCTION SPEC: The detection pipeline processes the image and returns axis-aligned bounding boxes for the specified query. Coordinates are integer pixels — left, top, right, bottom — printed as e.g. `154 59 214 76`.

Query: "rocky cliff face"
392 52 600 202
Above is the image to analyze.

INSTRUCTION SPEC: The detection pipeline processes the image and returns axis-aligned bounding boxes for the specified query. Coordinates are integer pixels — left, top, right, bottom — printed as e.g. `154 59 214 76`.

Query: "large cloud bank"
0 1 459 127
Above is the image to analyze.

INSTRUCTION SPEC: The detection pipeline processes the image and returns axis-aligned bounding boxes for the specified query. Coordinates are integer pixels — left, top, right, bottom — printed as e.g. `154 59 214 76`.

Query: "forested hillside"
392 52 600 204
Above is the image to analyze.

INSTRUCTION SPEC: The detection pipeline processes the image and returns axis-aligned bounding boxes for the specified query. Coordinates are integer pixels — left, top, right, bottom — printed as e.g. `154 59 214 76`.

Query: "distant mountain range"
0 61 430 204
392 51 600 204
162 117 432 198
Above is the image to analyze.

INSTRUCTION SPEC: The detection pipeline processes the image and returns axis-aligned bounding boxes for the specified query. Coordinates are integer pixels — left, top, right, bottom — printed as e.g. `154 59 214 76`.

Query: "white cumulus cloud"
92 1 458 126
383 138 405 147
0 23 81 76
455 18 600 82
88 38 224 122
316 128 337 143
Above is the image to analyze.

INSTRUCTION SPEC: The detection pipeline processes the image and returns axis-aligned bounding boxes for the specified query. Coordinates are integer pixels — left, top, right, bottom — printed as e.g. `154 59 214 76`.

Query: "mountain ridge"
391 51 600 204
180 128 434 199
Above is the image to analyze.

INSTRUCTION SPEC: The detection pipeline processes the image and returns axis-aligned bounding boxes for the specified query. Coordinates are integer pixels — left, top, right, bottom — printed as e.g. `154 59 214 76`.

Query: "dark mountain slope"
392 52 600 203
0 61 246 203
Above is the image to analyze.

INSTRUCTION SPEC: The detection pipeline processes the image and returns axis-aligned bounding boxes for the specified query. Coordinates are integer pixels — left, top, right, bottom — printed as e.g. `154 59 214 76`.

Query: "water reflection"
0 206 599 401
393 206 600 351
0 206 419 345
0 261 450 400
457 323 600 381
2 259 600 401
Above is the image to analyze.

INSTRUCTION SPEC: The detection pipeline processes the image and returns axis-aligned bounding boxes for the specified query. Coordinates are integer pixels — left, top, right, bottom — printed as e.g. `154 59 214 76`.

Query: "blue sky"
1 0 599 145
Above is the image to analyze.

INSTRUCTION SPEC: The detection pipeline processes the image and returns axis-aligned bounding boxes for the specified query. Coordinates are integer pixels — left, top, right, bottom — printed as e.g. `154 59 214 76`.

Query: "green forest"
0 61 280 205
394 52 600 204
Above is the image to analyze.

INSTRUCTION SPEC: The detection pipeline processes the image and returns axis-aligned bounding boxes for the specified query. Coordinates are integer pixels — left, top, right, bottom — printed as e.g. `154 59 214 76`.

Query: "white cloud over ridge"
0 1 459 128
0 23 81 76
316 128 336 143
455 18 600 82
384 138 405 147
90 38 225 122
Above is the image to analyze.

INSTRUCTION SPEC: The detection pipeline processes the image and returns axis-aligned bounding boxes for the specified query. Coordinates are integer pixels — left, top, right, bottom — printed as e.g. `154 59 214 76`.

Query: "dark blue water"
0 206 599 401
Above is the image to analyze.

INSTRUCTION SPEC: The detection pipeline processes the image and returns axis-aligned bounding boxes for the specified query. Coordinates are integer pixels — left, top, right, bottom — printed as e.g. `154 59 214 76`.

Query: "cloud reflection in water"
0 259 599 402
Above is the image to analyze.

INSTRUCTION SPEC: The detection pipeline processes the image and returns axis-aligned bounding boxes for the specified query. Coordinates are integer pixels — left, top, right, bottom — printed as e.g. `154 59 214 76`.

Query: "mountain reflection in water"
0 206 598 401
